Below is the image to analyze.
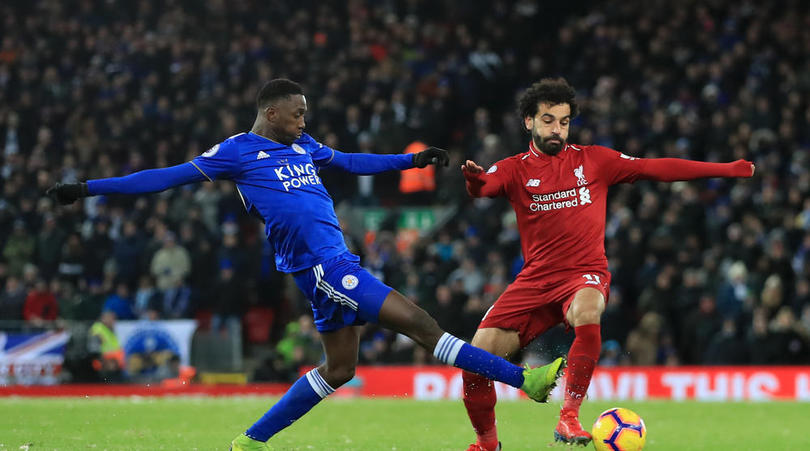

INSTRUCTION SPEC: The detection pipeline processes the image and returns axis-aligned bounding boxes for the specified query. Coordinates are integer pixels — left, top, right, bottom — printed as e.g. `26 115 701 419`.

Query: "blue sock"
433 332 524 388
245 368 335 441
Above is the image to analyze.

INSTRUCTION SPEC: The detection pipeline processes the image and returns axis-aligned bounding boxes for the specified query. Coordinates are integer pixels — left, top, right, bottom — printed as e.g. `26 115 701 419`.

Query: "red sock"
463 371 499 450
563 324 601 415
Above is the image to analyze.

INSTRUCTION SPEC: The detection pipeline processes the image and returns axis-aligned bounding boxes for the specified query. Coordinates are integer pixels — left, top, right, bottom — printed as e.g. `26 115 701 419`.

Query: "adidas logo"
526 178 540 187
257 151 270 160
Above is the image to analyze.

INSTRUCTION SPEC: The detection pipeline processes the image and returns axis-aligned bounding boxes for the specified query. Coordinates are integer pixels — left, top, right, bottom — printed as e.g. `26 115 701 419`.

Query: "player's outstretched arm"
461 159 504 198
636 157 754 182
325 146 448 175
46 163 207 205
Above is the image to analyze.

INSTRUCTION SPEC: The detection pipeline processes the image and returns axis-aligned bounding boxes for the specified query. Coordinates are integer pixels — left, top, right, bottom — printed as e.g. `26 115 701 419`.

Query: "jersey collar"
248 132 290 150
528 140 554 160
528 140 572 160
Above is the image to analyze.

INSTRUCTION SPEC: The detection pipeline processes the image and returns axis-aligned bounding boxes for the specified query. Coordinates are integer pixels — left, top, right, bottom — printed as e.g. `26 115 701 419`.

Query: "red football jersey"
467 141 650 280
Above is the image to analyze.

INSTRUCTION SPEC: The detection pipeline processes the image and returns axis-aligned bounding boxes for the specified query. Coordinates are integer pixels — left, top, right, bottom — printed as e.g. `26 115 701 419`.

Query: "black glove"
412 146 449 168
46 182 88 205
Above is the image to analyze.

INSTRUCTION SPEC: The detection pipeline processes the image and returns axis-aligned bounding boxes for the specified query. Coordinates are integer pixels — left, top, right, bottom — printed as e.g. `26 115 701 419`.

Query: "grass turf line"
1 397 808 450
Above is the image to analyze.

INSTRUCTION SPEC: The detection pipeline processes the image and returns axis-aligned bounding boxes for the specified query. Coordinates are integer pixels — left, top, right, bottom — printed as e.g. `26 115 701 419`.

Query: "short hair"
256 79 304 110
517 77 579 120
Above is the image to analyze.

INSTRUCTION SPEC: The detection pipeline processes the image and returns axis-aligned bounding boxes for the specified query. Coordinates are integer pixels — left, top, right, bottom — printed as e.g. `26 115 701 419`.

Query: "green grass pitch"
1 397 808 450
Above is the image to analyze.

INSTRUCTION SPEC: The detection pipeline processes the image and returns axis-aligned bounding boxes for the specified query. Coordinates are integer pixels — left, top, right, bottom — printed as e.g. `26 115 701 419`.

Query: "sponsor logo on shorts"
341 274 359 290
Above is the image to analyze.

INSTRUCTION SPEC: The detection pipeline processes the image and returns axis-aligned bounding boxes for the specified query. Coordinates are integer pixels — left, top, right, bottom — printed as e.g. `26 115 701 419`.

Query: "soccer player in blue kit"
47 79 564 450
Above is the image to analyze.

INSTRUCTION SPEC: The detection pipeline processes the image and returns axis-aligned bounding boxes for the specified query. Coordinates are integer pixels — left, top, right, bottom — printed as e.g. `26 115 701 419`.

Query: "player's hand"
731 159 755 177
413 146 449 168
46 182 88 205
461 160 484 174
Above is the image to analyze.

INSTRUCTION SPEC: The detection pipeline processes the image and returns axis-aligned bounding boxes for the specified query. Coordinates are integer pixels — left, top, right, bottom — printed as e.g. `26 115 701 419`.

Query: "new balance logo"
257 151 270 160
526 179 541 187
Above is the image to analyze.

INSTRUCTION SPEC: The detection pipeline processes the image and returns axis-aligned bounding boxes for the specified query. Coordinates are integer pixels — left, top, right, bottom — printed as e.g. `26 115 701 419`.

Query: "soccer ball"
591 407 646 451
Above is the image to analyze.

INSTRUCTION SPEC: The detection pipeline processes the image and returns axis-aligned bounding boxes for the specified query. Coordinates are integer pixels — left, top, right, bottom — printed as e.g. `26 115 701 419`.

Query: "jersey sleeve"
190 140 241 181
590 145 752 185
464 158 513 198
589 145 646 185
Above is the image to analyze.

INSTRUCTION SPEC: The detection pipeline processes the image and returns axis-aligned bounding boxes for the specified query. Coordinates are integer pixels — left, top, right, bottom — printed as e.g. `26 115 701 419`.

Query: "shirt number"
582 274 601 285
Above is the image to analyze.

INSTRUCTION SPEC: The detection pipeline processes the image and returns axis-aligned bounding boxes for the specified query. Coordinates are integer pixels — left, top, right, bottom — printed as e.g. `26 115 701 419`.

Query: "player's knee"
572 309 602 327
321 364 356 388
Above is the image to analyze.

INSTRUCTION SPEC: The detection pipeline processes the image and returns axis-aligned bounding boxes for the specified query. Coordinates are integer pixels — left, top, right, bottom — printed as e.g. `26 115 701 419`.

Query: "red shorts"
479 269 611 348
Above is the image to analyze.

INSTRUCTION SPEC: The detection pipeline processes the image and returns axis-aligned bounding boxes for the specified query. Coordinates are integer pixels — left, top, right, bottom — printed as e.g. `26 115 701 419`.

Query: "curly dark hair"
517 77 579 120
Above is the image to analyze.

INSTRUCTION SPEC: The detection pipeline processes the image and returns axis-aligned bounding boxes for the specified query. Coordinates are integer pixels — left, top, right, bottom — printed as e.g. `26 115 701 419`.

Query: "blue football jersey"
190 132 358 273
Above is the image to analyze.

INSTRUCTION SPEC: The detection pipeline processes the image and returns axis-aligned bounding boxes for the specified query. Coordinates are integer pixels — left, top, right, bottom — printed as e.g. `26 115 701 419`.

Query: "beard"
533 132 565 156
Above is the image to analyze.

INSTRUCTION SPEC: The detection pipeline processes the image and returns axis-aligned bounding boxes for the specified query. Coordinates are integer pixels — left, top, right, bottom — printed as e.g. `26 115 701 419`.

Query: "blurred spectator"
637 266 677 316
113 220 146 287
102 282 136 321
88 310 125 382
625 312 663 365
133 275 162 320
211 259 243 335
768 307 810 364
150 232 190 292
760 274 784 317
274 315 322 380
793 279 810 316
460 294 490 340
681 294 723 364
3 220 34 277
600 287 631 346
22 278 58 326
57 234 86 285
432 284 464 337
716 261 751 320
748 308 780 364
58 280 103 321
161 280 192 319
219 227 247 272
704 318 747 364
36 213 64 280
448 257 485 296
84 218 113 283
0 275 27 321
599 340 625 367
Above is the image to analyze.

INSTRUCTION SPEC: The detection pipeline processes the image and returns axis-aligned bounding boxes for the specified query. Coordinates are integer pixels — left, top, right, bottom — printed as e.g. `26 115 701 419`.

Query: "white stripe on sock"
305 369 335 399
445 337 464 365
433 333 465 366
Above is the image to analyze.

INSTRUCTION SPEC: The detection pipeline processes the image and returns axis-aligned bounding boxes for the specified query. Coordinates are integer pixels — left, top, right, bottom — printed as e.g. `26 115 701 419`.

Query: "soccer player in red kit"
459 78 754 449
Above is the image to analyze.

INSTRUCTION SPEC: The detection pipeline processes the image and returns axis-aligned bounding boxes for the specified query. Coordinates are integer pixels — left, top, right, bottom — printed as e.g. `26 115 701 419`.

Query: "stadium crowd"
1 0 809 381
